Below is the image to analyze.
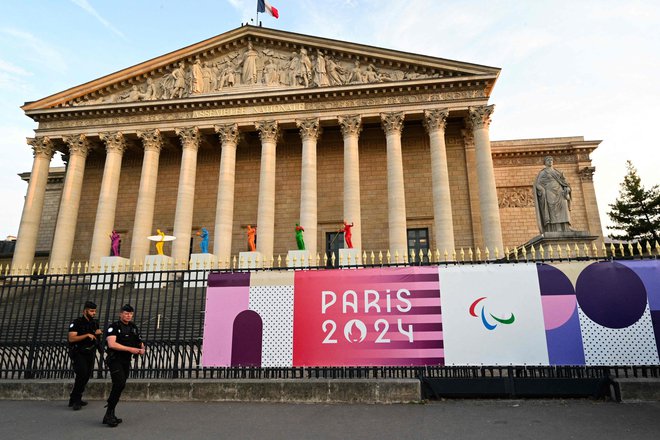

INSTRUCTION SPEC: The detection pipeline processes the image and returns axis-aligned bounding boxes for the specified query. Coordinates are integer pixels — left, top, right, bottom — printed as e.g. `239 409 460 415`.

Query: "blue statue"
198 227 209 254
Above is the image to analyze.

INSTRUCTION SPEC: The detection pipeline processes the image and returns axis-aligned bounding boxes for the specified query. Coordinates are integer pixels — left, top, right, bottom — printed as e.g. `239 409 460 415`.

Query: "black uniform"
105 320 143 411
68 316 100 406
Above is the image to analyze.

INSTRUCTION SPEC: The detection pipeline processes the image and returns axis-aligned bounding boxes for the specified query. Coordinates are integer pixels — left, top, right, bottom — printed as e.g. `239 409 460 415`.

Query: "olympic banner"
201 261 660 367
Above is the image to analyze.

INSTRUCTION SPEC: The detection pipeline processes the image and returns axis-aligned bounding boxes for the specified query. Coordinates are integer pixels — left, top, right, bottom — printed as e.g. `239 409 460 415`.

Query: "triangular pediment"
23 26 500 111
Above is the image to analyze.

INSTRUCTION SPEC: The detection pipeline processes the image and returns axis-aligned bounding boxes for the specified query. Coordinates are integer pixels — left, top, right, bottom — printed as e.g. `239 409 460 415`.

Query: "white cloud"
0 28 68 74
70 0 127 40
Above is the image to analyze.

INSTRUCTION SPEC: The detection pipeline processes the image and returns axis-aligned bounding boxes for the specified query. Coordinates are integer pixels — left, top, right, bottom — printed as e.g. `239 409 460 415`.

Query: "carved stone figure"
162 62 187 99
142 78 158 100
240 42 259 85
297 48 313 87
347 60 365 84
218 60 236 89
314 50 329 87
534 156 573 233
202 62 214 93
326 55 345 86
119 85 141 101
285 52 300 86
191 59 204 94
262 58 280 85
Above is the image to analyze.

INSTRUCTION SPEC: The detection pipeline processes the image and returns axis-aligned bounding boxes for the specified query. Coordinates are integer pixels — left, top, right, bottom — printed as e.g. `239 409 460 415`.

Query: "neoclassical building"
12 25 603 271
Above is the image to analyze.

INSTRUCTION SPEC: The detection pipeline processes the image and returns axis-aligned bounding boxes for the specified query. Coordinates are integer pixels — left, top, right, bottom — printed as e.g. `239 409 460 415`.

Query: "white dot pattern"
249 285 294 367
578 305 659 365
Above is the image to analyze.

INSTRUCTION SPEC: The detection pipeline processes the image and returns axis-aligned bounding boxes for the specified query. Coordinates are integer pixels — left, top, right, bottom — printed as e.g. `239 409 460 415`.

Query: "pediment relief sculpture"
70 42 456 107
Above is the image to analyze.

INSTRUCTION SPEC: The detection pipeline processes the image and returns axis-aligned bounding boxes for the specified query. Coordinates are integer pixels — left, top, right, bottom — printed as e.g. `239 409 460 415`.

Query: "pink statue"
110 230 121 256
247 225 257 252
341 220 354 249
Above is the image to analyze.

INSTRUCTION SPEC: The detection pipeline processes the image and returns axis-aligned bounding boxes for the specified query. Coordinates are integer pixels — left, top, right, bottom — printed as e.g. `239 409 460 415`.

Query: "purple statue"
110 230 121 257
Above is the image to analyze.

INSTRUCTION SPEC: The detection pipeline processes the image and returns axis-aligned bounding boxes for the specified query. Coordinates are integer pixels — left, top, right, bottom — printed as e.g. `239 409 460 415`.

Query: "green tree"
607 161 660 242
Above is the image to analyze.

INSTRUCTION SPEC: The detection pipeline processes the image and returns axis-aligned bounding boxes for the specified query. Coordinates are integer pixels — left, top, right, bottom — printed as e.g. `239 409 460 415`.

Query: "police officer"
103 304 145 427
67 300 101 410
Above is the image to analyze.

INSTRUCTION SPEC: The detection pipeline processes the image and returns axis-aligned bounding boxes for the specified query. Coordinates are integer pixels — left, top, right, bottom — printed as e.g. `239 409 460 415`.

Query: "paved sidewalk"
1 399 659 440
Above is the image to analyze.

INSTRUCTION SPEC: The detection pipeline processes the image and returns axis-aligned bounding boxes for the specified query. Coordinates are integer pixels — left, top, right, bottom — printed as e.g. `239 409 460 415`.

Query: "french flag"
257 0 279 18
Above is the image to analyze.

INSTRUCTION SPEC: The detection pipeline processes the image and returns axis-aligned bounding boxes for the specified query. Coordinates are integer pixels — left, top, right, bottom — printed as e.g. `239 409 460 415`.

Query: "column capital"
63 134 91 158
176 126 201 150
255 120 279 142
380 112 405 135
99 131 127 154
27 137 55 159
424 108 449 133
137 129 164 153
296 117 321 141
468 104 495 130
214 123 240 145
461 126 475 148
338 114 362 138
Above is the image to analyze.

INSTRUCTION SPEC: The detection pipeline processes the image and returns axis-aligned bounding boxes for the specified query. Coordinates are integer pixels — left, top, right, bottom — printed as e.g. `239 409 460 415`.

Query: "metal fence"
1 260 659 381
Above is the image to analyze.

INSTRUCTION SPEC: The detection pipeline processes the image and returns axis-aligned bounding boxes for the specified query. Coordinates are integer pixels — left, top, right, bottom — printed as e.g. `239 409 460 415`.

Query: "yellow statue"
155 229 165 256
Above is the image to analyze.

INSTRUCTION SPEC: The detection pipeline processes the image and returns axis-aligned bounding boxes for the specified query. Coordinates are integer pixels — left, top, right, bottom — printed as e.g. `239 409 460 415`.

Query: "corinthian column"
213 123 239 266
424 109 455 255
468 105 503 254
381 112 408 258
296 118 321 258
172 127 201 263
338 115 362 250
130 129 163 263
88 132 126 265
11 137 55 273
255 121 279 264
50 134 90 271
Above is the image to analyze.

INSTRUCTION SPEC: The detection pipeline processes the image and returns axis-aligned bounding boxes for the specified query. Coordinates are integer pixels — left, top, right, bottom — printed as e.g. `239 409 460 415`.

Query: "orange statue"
247 225 257 252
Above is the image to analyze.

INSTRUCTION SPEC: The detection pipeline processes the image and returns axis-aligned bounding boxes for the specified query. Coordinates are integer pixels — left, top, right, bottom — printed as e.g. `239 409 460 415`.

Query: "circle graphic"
576 262 647 328
344 319 367 343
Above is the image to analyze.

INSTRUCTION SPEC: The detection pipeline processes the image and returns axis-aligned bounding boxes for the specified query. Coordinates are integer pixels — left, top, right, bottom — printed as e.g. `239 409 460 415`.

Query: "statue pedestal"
89 256 129 290
287 250 310 268
519 231 599 258
339 248 361 267
185 253 217 288
239 251 263 269
135 255 173 289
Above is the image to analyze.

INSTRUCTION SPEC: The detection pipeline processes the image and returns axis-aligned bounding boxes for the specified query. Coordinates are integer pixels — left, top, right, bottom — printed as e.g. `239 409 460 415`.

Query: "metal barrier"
1 262 659 381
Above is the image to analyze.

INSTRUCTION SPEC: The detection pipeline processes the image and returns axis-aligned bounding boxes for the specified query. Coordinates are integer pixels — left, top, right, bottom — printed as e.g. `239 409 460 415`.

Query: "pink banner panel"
292 267 443 366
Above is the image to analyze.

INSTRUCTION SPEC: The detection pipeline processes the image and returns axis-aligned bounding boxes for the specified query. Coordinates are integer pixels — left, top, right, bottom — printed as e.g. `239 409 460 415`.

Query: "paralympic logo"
469 297 515 330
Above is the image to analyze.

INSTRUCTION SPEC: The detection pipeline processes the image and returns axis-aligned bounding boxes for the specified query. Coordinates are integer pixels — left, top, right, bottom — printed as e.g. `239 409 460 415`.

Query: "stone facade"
11 26 603 271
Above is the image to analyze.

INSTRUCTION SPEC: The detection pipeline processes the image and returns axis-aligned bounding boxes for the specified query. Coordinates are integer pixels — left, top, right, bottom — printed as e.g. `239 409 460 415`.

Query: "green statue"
295 223 305 250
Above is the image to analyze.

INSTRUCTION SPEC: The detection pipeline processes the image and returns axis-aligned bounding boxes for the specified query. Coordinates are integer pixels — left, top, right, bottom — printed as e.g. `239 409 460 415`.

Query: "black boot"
103 408 119 427
111 409 123 424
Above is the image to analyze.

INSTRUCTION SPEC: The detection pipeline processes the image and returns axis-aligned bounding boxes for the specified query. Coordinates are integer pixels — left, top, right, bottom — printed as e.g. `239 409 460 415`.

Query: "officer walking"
103 304 145 427
67 300 101 410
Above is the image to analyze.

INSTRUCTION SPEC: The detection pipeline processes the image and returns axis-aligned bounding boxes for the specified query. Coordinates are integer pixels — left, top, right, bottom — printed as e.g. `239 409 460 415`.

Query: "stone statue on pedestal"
534 156 573 233
247 225 257 252
295 223 305 250
110 230 121 257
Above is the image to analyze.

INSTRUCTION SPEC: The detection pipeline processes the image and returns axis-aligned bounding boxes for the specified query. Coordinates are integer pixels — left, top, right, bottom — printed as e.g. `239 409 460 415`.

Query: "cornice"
26 75 494 123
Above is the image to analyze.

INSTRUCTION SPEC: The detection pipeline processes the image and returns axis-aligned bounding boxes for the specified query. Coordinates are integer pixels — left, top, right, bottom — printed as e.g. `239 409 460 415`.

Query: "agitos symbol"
469 297 515 330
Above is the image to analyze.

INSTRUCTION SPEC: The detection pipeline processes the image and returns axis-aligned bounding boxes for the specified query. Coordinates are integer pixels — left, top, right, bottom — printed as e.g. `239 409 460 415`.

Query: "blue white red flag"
257 0 279 18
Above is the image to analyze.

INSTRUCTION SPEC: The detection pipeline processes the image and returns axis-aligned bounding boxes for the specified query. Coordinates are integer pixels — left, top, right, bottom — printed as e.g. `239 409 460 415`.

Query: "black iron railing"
1 263 659 381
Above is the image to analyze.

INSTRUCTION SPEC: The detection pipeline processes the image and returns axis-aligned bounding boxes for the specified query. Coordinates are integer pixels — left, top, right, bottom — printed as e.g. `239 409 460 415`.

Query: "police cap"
84 301 97 310
121 304 134 313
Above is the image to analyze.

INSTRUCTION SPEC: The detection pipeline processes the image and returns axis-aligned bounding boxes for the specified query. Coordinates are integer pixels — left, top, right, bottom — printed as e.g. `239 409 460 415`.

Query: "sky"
0 0 658 240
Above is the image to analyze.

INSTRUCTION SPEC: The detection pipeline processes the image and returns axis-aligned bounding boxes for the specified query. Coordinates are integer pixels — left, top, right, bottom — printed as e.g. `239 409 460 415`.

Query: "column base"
287 250 310 268
89 257 129 290
339 248 361 267
239 251 263 269
185 253 218 288
135 255 173 289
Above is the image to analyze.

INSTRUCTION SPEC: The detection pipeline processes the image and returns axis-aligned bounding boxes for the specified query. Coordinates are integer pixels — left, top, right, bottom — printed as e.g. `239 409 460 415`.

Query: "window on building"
407 228 430 263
